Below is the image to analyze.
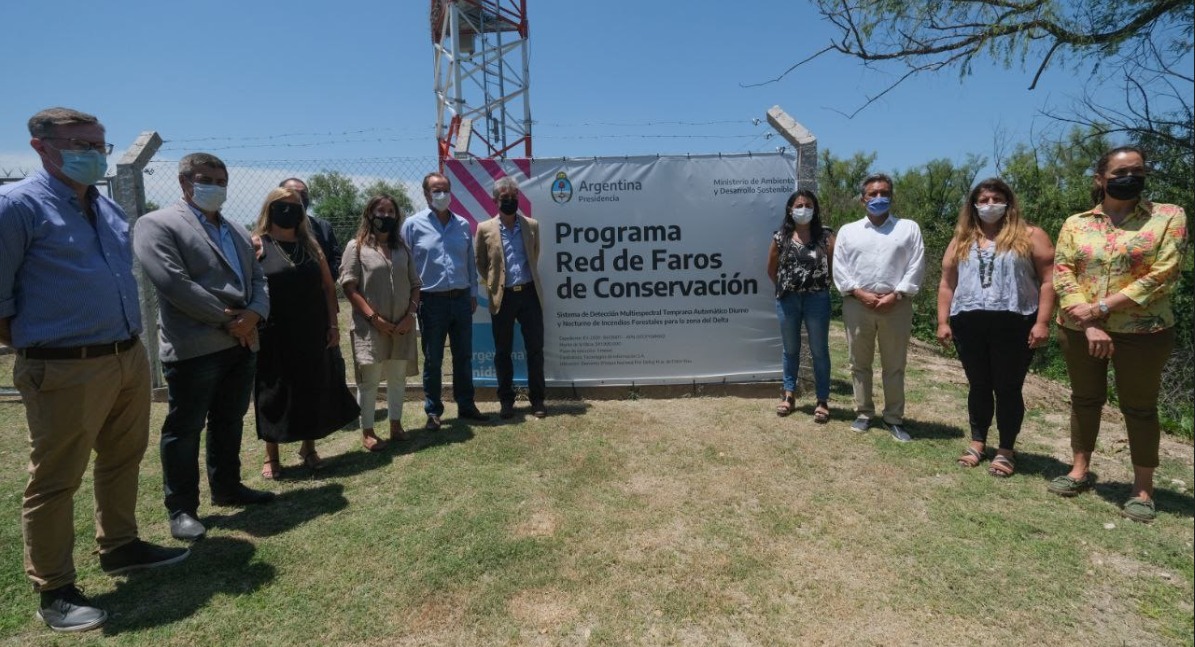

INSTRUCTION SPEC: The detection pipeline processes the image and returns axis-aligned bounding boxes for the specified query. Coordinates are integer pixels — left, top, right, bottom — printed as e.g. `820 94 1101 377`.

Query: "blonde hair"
951 178 1032 264
252 187 323 262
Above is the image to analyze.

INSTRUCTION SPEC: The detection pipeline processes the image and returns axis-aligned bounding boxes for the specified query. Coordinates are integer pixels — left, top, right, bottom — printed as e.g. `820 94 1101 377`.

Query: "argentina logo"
551 171 573 204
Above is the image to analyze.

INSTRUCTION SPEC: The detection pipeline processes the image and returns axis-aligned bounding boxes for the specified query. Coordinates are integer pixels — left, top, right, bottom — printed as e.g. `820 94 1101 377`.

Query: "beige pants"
357 359 408 429
842 296 913 424
14 340 151 591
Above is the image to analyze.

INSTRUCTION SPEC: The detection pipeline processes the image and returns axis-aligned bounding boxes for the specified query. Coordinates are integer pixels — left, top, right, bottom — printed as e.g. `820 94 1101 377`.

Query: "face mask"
498 197 519 216
371 216 398 235
429 191 451 211
269 202 304 229
1105 175 1145 201
191 183 227 212
56 149 109 186
975 203 1007 223
865 196 891 216
791 207 814 225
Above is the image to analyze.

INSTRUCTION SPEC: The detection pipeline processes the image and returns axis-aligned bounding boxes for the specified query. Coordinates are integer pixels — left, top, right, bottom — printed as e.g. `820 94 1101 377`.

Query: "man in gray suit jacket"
133 152 274 542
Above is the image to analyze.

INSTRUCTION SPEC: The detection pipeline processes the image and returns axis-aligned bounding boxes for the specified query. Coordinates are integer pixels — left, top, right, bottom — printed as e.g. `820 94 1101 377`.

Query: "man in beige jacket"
474 177 546 419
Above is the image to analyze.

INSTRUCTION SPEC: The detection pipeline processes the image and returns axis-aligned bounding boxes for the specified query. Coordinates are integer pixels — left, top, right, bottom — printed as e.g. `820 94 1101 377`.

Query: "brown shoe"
362 431 388 452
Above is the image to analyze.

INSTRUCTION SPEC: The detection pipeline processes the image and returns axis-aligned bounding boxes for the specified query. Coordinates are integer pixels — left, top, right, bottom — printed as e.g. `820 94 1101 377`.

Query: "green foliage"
307 171 415 249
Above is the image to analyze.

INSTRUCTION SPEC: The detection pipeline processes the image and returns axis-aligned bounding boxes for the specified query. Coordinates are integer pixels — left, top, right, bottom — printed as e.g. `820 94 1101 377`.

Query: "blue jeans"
160 345 255 516
418 292 476 416
775 290 831 401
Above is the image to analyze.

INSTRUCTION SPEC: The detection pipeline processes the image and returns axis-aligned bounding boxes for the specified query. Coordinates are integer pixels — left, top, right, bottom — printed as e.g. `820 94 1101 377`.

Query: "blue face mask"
865 196 891 216
57 149 108 186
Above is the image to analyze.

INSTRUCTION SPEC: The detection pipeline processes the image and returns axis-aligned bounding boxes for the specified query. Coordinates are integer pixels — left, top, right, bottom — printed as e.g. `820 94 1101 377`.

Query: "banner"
442 154 795 386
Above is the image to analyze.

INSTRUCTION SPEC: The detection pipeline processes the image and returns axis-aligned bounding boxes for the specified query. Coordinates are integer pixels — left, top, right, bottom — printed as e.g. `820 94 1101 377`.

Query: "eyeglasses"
43 137 115 155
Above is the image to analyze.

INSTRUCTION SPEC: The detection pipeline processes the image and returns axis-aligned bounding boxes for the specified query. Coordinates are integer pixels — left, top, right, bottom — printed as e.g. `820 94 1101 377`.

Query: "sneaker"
850 415 870 433
886 422 913 443
100 539 190 575
37 584 107 632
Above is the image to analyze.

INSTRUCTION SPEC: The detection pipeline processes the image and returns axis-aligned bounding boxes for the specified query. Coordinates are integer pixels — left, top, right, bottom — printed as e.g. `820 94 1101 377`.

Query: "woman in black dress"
251 187 359 478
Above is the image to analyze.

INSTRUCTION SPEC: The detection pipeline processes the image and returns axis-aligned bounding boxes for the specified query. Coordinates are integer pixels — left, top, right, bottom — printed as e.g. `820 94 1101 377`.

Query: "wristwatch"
1097 300 1110 317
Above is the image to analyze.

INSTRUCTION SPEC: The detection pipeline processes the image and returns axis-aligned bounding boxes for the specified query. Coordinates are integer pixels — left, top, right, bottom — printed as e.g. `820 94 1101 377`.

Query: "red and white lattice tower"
431 0 532 161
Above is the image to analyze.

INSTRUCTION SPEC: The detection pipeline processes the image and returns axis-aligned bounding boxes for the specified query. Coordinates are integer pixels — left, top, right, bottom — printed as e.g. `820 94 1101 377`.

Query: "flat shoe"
1121 496 1157 523
362 434 388 452
1047 474 1093 497
425 414 442 431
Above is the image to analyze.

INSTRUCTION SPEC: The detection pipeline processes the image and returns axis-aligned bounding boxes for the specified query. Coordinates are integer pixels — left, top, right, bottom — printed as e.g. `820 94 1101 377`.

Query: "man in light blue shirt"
400 172 489 429
0 107 188 633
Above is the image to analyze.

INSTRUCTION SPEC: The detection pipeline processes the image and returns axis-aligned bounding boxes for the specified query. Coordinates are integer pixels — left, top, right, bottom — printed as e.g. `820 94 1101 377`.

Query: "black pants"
160 345 255 516
491 283 546 406
950 310 1036 450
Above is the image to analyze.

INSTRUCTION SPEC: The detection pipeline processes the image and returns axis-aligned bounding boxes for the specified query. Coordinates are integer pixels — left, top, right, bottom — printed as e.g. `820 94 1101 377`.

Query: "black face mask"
371 216 398 235
498 197 519 216
1105 175 1146 201
269 202 304 229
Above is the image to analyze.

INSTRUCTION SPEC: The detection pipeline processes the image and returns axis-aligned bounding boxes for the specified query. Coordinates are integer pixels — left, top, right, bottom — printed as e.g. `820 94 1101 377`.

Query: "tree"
762 0 1192 156
308 171 417 246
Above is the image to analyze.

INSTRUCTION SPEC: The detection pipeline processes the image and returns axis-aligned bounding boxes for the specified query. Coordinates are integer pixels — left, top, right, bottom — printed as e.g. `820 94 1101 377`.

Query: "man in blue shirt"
0 107 188 633
401 172 489 429
475 177 547 419
134 153 274 544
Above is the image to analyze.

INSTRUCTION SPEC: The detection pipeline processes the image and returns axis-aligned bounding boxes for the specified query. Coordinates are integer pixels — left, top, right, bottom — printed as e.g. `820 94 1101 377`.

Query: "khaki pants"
14 340 151 591
842 296 913 424
1059 327 1174 468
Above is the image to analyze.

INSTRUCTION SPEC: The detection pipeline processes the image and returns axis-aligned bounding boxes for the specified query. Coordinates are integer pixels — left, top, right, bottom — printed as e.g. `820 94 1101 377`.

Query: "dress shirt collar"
862 214 896 231
37 169 99 204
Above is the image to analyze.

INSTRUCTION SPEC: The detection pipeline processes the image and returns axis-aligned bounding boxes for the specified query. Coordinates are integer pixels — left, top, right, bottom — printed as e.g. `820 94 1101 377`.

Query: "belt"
20 336 139 360
507 282 535 293
423 288 469 299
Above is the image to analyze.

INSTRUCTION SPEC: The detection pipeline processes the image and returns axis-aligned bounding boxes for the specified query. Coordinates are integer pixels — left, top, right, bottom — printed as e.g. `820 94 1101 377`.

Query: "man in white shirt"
832 173 925 441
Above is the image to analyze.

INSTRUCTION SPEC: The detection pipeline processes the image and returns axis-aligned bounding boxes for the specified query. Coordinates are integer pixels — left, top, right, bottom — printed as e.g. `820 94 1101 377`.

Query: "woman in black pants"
936 178 1055 477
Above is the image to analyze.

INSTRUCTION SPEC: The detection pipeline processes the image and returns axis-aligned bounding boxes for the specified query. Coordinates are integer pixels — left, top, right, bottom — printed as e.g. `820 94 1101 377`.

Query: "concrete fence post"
766 107 819 395
111 131 164 388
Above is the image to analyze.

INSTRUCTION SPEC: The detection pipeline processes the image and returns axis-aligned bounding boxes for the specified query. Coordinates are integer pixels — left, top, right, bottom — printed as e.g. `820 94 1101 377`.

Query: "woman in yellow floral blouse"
1047 146 1187 522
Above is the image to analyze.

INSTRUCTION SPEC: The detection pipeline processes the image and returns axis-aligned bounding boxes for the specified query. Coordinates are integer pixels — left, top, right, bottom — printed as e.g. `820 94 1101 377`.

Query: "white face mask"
791 207 814 225
191 183 227 212
429 191 451 211
975 203 1007 223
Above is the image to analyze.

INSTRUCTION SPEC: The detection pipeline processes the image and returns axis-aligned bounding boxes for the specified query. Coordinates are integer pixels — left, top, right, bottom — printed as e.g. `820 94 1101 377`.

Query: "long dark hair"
780 190 825 244
354 194 407 252
1091 146 1147 206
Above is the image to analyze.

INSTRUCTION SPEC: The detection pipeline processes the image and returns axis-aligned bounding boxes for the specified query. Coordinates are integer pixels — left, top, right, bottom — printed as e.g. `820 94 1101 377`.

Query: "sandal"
261 458 282 480
298 450 324 470
362 432 388 453
389 420 410 442
988 453 1015 478
776 394 796 417
957 447 985 468
813 401 830 424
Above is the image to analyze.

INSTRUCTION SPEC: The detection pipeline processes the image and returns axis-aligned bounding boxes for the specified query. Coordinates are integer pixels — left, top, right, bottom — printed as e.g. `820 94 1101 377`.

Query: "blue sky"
0 1 1113 178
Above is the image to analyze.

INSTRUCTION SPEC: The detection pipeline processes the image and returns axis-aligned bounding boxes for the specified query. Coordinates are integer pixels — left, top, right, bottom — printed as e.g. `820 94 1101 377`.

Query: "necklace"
976 245 994 288
269 236 307 268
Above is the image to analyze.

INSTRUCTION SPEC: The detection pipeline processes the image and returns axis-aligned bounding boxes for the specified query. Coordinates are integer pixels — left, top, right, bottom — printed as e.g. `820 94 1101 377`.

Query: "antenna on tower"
432 0 532 161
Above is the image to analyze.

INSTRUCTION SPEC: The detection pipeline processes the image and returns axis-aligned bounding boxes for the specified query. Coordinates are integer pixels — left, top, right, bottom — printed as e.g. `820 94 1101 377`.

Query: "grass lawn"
0 322 1191 646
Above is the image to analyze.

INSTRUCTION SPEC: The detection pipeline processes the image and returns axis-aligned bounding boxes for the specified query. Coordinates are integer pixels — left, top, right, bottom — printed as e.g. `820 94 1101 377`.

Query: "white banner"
443 154 795 386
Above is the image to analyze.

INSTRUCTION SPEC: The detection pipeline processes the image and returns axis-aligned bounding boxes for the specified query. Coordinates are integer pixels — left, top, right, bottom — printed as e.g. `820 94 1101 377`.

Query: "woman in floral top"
1047 146 1188 523
766 190 835 422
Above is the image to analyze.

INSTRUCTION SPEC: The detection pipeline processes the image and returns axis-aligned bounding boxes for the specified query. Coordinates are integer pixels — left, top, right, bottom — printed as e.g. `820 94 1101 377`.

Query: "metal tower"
431 0 532 160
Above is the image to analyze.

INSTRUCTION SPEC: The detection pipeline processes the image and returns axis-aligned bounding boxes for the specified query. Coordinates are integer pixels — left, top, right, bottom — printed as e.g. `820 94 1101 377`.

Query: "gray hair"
27 107 101 138
859 172 894 196
492 176 520 198
179 153 227 179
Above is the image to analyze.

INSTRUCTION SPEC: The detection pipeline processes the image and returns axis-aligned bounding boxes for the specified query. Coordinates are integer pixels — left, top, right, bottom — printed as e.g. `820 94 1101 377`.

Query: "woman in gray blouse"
936 178 1055 477
339 195 422 451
